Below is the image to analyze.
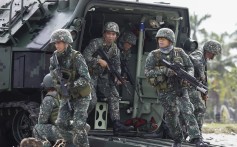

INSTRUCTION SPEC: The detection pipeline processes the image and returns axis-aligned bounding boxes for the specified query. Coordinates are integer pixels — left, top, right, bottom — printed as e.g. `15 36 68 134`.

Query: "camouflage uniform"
49 29 91 147
83 36 121 121
187 40 222 133
83 22 134 133
145 28 202 145
117 31 137 85
33 74 73 146
117 31 137 62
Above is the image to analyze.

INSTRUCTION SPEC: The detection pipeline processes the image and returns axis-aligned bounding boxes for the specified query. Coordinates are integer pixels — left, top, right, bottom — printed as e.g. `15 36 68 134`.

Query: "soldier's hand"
98 59 108 68
115 77 122 85
165 68 176 77
201 94 208 101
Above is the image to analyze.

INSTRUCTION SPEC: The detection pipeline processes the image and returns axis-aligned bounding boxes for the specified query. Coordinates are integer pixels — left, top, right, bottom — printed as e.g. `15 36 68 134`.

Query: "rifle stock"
161 59 208 94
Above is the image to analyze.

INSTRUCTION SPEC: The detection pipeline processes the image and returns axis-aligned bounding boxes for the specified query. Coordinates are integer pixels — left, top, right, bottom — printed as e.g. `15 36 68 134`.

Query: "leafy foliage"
190 13 237 122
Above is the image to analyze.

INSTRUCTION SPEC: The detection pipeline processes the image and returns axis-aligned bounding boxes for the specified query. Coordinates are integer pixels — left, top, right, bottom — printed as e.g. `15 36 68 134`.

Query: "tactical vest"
55 50 91 98
46 92 60 125
90 38 119 76
149 47 184 91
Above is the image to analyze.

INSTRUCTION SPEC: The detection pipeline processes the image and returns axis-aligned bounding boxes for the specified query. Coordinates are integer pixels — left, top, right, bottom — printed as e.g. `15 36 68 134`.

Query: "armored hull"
0 0 206 146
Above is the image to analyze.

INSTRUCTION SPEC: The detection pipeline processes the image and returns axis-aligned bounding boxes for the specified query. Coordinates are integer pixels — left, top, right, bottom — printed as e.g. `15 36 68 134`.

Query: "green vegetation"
190 13 237 122
202 123 237 134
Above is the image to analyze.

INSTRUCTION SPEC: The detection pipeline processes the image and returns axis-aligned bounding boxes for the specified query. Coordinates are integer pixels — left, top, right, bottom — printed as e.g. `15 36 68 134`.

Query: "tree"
190 13 211 42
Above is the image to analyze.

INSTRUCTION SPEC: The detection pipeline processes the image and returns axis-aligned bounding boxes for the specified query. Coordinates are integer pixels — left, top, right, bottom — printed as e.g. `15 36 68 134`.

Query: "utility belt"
156 81 187 96
57 83 91 99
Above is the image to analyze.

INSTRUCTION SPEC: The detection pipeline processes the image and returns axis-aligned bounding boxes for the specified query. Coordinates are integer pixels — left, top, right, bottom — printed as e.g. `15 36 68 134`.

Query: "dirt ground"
203 133 237 147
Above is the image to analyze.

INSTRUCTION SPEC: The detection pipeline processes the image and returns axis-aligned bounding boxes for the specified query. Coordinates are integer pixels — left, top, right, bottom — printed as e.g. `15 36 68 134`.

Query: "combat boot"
113 120 134 135
172 141 182 147
190 138 208 147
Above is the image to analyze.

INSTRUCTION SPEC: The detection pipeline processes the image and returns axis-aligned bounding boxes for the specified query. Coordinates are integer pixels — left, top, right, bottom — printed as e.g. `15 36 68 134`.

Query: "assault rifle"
53 53 72 111
121 61 135 85
97 48 131 95
161 59 208 94
121 60 141 97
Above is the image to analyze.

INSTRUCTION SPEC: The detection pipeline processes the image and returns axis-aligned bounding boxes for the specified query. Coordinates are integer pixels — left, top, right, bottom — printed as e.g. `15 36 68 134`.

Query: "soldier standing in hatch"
49 29 91 147
33 73 74 147
186 40 222 136
144 28 208 147
83 22 133 134
117 31 137 80
117 31 137 63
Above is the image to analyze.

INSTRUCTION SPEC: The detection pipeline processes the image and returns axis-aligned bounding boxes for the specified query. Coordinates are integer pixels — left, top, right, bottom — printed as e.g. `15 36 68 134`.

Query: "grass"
202 123 237 134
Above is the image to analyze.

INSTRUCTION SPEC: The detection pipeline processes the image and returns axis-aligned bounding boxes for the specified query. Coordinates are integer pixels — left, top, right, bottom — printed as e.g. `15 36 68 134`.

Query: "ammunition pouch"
70 84 91 98
50 107 59 125
148 77 169 93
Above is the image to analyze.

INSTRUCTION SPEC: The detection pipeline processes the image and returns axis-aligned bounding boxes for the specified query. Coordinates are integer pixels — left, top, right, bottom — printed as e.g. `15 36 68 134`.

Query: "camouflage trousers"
33 124 73 143
55 96 90 147
88 75 120 121
188 87 206 131
158 88 200 142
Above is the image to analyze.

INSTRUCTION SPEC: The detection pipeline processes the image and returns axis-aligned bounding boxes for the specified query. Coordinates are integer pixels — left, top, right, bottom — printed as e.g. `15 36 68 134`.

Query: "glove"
201 93 208 101
164 67 175 77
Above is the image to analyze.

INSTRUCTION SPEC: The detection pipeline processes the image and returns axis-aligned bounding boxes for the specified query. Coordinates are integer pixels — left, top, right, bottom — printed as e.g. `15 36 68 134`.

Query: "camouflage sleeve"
49 56 55 73
190 51 205 78
74 53 91 87
82 39 100 68
180 49 194 76
38 96 55 124
144 51 164 78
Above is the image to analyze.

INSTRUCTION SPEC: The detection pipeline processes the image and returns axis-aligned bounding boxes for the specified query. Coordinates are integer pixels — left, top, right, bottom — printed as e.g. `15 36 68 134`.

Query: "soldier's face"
54 41 68 53
158 37 171 48
104 31 117 44
123 42 132 51
204 51 215 60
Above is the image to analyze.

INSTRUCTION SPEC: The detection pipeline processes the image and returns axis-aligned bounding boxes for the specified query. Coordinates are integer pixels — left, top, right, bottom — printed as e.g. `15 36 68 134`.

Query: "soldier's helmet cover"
103 22 120 35
203 40 222 55
120 32 137 45
155 28 175 43
50 29 73 44
41 73 54 88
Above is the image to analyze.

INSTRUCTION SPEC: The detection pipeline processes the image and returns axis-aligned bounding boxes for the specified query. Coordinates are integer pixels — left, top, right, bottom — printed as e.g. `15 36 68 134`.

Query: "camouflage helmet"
103 22 120 35
155 28 175 43
50 29 73 44
121 32 137 45
41 73 54 88
203 40 222 55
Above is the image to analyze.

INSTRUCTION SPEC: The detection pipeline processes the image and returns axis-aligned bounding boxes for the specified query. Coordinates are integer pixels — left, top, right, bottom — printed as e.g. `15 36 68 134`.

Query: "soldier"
49 29 91 147
187 40 222 134
83 22 133 134
33 73 74 147
144 28 208 147
117 31 137 82
117 31 137 62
